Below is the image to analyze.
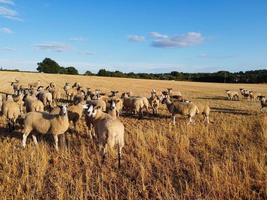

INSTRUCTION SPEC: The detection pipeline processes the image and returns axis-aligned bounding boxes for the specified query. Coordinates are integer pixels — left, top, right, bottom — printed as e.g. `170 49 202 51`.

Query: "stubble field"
0 71 266 200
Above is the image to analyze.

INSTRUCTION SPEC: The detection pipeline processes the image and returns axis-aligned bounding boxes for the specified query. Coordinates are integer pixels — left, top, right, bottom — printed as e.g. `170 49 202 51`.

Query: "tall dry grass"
0 71 266 199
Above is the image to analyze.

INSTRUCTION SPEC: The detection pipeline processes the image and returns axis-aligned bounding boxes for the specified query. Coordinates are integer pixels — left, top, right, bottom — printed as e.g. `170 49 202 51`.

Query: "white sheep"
1 95 21 131
225 90 239 101
84 104 125 168
22 104 69 151
161 95 209 125
259 96 267 112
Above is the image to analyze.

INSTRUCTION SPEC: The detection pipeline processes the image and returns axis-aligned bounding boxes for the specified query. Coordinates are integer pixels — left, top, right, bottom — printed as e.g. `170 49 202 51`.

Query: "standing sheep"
21 104 69 151
84 104 125 168
161 95 207 125
1 95 21 132
259 96 267 112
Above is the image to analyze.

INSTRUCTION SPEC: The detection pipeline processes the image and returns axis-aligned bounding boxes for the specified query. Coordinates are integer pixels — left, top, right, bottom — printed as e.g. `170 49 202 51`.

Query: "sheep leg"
32 135 38 146
53 134 59 151
172 115 176 125
22 129 31 148
187 116 193 125
118 145 122 168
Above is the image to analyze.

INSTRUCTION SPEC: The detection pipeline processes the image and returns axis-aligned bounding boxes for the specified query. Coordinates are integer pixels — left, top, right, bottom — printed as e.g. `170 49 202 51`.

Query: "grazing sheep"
84 104 125 168
1 95 20 131
225 90 239 101
258 96 267 112
161 95 200 125
22 104 69 151
122 92 149 116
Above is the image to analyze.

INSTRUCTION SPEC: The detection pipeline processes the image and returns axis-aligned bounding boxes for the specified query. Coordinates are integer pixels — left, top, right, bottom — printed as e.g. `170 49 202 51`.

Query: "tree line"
1 58 267 83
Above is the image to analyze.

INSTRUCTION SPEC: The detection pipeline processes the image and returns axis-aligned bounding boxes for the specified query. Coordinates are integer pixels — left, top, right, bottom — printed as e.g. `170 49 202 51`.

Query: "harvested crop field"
0 71 267 199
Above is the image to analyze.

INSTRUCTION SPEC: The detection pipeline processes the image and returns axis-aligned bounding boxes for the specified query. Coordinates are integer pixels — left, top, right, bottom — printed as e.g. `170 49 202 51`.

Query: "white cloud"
128 35 145 42
69 37 88 42
0 6 22 21
0 47 15 51
34 42 71 52
0 0 14 5
149 32 168 39
0 27 13 33
150 32 204 48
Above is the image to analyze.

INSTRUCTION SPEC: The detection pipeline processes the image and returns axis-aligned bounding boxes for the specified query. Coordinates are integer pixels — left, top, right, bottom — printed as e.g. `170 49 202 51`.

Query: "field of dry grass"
0 71 267 199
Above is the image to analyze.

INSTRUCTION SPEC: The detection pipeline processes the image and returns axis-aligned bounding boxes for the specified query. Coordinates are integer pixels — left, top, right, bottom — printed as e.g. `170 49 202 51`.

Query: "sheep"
51 102 85 130
225 90 239 101
65 87 77 101
258 96 267 112
46 86 62 106
167 88 182 98
240 88 250 99
12 91 24 113
121 93 148 117
10 79 20 95
1 95 20 132
148 89 160 115
36 87 53 108
23 93 44 112
21 104 69 151
161 95 207 125
107 98 123 117
84 104 125 168
249 91 261 101
28 80 41 89
86 98 107 112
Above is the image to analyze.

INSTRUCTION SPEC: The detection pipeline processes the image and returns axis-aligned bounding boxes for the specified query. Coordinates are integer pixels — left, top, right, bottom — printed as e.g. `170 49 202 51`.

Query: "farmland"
0 71 266 199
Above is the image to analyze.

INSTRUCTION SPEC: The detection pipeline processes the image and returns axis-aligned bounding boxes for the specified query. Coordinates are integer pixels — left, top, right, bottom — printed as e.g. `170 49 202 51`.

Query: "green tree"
64 66 79 75
37 58 61 73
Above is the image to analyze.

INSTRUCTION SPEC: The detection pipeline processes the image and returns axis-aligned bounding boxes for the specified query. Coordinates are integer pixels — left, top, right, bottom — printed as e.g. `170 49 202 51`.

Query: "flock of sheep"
226 88 267 112
0 79 266 167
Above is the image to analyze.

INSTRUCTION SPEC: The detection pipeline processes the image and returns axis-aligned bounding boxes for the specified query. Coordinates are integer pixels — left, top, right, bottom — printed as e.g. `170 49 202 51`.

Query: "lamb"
84 104 125 168
1 95 21 132
258 96 267 112
161 95 209 125
21 104 69 151
225 90 239 101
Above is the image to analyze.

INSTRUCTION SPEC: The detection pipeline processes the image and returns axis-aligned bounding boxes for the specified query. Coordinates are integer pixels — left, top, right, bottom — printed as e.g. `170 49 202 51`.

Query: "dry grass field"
0 71 267 199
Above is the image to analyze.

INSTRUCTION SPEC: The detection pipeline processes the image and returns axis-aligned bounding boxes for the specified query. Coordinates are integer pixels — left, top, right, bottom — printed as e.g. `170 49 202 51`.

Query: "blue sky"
0 0 267 73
